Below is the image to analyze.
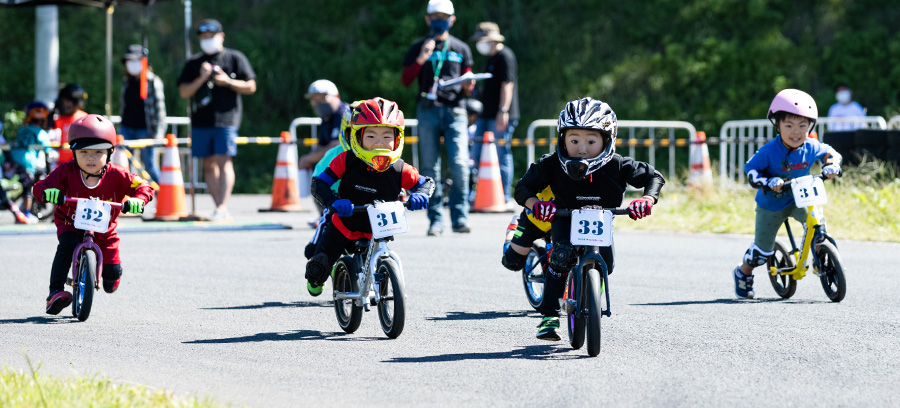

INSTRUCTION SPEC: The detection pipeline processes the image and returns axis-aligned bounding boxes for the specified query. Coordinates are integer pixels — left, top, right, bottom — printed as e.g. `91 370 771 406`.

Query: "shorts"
191 126 237 158
754 205 808 252
510 213 550 249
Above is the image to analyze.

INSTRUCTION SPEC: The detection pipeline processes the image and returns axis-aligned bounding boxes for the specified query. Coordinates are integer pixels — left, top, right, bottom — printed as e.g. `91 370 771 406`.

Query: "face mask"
314 102 335 118
476 41 493 56
430 18 450 36
836 90 851 104
125 60 142 76
200 36 223 55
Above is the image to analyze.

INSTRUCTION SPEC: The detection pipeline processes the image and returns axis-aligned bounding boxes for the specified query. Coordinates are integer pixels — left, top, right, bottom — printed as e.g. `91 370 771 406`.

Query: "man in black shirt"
471 22 519 209
178 18 257 221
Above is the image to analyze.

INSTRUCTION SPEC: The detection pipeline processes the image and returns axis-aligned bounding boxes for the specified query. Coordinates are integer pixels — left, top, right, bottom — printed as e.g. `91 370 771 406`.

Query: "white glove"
766 178 784 190
823 164 841 176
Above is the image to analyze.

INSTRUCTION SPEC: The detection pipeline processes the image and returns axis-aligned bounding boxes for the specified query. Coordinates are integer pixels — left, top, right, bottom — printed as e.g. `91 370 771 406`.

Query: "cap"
58 84 87 103
471 22 505 42
122 44 146 62
197 18 223 34
304 79 339 99
427 0 454 15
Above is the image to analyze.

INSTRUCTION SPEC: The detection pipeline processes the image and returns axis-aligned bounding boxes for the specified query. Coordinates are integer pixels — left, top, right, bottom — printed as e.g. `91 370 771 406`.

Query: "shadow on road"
200 300 331 310
184 329 386 344
426 310 540 321
384 344 587 362
631 297 832 306
0 316 71 325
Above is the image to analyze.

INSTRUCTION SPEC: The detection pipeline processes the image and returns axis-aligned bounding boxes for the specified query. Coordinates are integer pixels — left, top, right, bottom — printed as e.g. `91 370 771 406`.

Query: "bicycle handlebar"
757 173 836 195
331 201 413 216
64 196 124 209
554 208 631 217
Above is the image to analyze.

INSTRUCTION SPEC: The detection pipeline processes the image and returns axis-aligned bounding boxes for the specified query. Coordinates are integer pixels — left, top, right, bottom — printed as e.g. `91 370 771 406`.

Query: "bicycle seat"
352 240 370 253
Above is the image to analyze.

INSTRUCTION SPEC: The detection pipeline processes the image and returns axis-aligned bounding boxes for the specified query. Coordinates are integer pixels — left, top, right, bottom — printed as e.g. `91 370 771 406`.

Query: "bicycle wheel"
376 257 406 339
332 256 362 333
72 249 96 322
585 268 604 357
521 244 545 311
566 271 585 350
816 241 846 302
767 240 797 299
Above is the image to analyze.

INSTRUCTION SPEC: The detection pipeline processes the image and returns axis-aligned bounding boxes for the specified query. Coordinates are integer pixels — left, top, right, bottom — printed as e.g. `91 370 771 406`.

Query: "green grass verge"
616 158 900 243
0 365 232 408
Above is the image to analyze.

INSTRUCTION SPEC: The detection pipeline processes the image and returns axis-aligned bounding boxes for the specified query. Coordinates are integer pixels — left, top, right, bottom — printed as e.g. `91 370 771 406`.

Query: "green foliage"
2 110 24 142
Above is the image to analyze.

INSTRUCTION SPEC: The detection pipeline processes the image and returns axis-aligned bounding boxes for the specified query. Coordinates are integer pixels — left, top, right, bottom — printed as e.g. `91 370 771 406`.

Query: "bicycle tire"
566 271 585 350
521 244 545 311
332 256 362 333
585 268 603 357
767 240 797 299
377 257 406 339
72 249 96 322
816 241 846 302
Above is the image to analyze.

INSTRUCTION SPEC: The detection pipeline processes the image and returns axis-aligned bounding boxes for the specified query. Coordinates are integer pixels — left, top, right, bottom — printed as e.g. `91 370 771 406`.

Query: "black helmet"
556 97 617 180
464 98 483 116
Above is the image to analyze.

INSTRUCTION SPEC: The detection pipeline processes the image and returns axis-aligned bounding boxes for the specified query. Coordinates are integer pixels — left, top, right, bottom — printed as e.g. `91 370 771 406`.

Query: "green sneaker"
307 281 324 297
536 316 561 341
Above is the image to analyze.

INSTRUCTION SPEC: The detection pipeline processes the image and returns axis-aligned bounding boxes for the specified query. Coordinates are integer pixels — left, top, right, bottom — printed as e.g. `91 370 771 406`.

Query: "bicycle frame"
71 231 104 290
769 203 835 281
333 237 405 310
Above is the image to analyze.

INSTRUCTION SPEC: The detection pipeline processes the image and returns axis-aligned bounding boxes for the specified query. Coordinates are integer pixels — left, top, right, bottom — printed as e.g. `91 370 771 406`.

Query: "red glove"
628 198 653 220
533 201 557 223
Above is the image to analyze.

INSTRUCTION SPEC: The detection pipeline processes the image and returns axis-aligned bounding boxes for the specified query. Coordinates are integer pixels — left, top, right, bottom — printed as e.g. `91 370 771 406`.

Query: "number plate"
73 199 112 233
570 209 613 247
791 175 827 207
367 201 409 239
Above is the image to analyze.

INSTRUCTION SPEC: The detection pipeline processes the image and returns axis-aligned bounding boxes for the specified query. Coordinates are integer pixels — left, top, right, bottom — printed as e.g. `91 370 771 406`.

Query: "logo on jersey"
576 196 602 201
354 185 377 194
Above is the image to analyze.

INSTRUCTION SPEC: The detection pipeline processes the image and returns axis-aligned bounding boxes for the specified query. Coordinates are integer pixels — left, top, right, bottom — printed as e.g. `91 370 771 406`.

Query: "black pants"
50 231 122 293
539 219 615 317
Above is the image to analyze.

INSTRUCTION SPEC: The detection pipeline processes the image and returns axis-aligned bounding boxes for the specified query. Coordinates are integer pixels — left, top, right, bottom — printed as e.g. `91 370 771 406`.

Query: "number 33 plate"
74 199 112 233
367 201 409 239
570 209 613 246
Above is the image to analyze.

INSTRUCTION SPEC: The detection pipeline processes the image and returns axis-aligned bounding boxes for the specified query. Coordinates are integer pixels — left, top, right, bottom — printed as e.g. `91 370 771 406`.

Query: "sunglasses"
197 24 220 33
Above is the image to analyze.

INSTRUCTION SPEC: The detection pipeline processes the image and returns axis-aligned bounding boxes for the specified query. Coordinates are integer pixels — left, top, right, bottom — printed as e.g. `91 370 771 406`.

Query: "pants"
416 101 470 227
49 230 122 293
119 126 161 183
540 218 615 317
472 118 518 203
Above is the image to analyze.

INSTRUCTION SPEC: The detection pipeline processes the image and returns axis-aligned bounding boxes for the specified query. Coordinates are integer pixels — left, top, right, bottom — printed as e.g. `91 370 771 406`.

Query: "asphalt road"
1 195 898 407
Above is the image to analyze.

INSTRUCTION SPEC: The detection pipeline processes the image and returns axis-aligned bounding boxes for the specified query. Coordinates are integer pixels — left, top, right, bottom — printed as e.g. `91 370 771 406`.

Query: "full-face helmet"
556 97 617 180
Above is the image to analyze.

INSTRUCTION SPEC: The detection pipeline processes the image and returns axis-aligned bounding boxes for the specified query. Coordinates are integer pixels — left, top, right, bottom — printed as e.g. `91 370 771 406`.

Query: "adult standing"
52 84 88 164
298 79 350 171
401 0 475 236
470 22 519 209
178 18 257 221
827 84 867 131
119 44 166 184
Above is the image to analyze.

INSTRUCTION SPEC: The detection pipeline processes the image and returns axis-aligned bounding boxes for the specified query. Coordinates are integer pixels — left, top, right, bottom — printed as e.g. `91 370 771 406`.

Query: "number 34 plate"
73 199 112 233
570 209 614 247
367 201 409 239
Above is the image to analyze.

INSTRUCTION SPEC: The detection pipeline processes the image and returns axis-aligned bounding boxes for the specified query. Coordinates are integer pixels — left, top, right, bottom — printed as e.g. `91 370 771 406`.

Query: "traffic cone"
688 131 713 190
472 131 507 212
154 134 188 220
110 134 131 170
259 131 302 212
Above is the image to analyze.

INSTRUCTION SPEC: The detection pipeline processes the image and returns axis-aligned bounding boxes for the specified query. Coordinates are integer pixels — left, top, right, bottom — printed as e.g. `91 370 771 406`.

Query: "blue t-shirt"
313 144 345 192
11 124 51 174
744 137 831 211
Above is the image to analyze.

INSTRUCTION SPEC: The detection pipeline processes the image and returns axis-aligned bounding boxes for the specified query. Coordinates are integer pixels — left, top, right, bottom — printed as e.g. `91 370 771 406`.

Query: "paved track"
2 195 898 407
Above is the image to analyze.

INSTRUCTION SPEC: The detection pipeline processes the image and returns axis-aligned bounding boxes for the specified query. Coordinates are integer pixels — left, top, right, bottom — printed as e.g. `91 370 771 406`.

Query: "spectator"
52 84 88 164
178 18 257 221
827 83 866 131
119 44 167 184
470 21 519 209
401 0 475 236
8 101 53 223
298 79 350 170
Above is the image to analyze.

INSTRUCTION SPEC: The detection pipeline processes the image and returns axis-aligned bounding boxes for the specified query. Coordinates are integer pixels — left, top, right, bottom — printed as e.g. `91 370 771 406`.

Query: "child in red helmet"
33 114 153 315
305 97 435 296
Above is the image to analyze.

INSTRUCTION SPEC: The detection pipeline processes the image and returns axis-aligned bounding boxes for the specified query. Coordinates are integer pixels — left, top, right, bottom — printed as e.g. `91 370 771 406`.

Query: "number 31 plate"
570 209 614 247
791 175 827 207
367 201 409 239
73 199 112 233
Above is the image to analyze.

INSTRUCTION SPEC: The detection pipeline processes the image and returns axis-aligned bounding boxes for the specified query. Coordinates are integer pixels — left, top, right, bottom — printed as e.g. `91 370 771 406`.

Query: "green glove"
43 188 60 204
123 198 144 214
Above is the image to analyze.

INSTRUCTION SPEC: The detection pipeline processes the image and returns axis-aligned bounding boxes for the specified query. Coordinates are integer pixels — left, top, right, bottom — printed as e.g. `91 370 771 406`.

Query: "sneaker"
536 316 561 341
209 208 233 222
733 266 755 299
307 281 324 297
45 291 73 315
103 277 120 294
13 210 30 224
427 223 443 236
452 223 471 233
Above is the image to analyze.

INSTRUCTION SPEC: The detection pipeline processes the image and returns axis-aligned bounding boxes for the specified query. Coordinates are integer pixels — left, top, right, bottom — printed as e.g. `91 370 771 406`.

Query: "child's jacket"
744 137 831 211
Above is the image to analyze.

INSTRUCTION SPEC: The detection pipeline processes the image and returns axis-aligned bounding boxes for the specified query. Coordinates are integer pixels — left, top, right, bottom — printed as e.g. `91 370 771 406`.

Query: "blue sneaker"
733 266 755 299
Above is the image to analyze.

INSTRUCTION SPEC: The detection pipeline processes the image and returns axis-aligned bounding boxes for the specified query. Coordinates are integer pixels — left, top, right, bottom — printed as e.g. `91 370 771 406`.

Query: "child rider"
514 97 665 340
33 114 153 315
305 97 435 296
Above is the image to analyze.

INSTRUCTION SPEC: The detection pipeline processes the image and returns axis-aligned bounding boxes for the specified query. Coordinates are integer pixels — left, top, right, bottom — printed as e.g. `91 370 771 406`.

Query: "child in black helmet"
514 97 665 341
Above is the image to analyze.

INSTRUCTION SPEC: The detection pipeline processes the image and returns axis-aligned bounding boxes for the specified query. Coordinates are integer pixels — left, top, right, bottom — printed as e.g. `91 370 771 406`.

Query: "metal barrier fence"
888 116 900 129
288 117 421 169
525 119 698 182
718 116 887 186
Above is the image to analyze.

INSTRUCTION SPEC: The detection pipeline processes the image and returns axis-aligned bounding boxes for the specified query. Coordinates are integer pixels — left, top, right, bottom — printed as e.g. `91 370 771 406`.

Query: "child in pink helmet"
732 89 842 299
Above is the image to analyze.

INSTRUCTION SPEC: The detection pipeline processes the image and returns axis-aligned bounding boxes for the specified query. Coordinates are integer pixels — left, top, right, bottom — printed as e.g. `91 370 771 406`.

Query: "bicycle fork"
66 232 104 290
570 248 612 318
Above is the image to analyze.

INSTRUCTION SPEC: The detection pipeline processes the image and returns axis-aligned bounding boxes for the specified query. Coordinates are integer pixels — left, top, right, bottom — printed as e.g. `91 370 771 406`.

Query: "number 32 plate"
570 209 613 247
367 201 409 239
73 199 112 233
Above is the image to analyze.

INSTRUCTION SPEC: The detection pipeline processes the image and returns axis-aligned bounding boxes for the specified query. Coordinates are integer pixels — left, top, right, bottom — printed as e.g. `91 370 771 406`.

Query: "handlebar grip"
610 208 631 216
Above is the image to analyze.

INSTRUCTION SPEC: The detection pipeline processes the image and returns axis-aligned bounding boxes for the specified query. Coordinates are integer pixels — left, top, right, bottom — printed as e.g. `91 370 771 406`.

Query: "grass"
615 157 900 243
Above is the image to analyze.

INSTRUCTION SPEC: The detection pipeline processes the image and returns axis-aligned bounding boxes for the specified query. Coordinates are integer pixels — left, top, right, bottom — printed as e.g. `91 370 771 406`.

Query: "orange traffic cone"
154 134 188 220
110 134 130 170
688 131 713 190
260 131 302 212
472 131 507 212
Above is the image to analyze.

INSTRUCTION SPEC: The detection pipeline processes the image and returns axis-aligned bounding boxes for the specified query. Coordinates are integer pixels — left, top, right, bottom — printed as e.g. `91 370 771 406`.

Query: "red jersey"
33 161 153 235
53 110 87 163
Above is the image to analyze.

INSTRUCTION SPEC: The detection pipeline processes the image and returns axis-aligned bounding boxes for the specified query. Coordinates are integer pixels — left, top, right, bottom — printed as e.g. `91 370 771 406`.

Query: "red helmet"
349 97 405 171
68 114 117 150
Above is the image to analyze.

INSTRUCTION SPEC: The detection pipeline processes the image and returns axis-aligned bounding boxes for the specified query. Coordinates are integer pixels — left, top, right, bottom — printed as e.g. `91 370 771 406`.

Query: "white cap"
427 0 454 15
304 79 339 98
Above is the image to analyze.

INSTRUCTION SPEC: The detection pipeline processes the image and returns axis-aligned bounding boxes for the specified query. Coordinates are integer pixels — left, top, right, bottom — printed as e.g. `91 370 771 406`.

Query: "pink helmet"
767 89 818 128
